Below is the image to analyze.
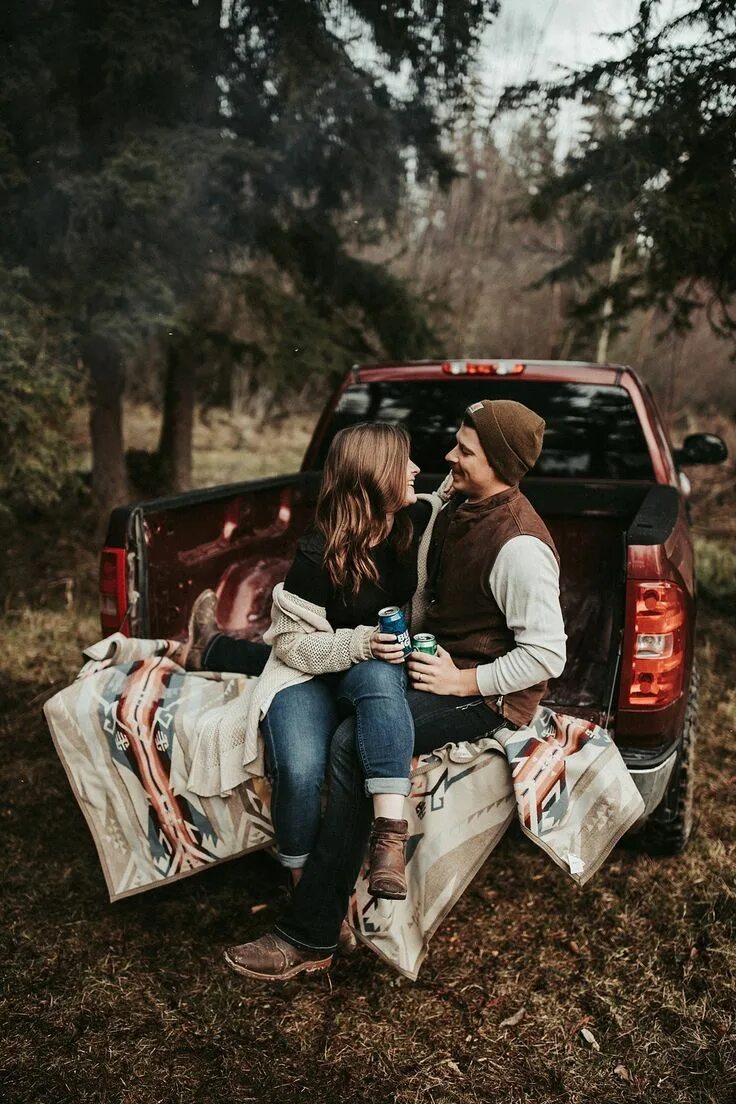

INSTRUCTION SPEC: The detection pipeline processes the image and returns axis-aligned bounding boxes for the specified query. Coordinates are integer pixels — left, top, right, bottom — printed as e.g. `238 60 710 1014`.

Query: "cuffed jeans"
274 689 510 953
262 661 413 868
199 637 414 869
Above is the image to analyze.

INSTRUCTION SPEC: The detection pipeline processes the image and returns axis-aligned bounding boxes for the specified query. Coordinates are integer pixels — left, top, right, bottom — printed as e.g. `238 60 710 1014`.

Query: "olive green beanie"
464 399 545 484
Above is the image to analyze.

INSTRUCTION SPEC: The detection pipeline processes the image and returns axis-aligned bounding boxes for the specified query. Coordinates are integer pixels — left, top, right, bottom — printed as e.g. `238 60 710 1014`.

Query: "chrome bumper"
622 745 679 821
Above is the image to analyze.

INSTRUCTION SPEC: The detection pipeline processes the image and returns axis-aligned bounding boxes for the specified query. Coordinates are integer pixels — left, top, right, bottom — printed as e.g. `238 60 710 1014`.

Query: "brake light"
99 547 129 636
621 582 686 708
441 360 525 376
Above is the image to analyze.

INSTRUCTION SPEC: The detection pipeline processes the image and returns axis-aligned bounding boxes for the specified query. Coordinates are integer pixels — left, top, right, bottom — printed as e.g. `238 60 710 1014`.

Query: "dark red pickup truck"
100 359 727 855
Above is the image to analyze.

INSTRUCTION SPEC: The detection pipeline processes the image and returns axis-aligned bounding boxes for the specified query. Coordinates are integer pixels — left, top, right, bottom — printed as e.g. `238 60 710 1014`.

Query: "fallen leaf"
689 946 699 959
499 1008 526 1028
581 1027 600 1051
446 1061 462 1076
568 940 581 955
614 1065 631 1082
475 887 497 903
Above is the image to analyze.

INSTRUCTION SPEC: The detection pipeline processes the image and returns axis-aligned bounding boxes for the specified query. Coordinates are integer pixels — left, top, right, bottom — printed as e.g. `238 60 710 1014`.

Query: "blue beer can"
378 605 413 658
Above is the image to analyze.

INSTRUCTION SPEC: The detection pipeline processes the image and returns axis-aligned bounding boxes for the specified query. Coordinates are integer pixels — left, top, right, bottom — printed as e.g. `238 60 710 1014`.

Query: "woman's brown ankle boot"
368 817 409 900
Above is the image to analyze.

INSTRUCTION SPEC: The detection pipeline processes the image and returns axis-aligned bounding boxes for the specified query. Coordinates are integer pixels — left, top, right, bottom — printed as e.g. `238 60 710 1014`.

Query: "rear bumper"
621 743 679 821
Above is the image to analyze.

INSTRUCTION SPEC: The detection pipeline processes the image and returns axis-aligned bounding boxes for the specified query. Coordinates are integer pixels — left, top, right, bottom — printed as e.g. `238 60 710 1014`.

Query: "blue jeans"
261 660 414 869
274 688 509 951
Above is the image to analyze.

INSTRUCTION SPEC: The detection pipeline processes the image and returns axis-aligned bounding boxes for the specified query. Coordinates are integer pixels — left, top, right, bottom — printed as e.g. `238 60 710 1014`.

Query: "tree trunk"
157 341 195 493
85 335 129 524
596 242 625 364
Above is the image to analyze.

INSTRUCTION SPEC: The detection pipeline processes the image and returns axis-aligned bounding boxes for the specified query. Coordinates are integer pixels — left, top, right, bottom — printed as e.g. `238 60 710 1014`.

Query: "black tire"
636 664 699 856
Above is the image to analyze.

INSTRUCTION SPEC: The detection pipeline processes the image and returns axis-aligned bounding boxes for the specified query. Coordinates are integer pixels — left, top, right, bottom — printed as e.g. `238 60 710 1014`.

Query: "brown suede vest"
424 486 560 728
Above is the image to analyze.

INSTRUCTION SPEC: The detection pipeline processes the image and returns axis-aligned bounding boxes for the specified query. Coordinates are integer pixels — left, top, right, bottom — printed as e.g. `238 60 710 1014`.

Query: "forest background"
2 4 736 1102
3 0 735 596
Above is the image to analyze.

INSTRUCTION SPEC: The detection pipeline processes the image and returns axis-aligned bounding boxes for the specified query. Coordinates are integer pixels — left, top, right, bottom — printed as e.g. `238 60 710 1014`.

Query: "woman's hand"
370 631 407 664
436 472 455 501
407 645 479 695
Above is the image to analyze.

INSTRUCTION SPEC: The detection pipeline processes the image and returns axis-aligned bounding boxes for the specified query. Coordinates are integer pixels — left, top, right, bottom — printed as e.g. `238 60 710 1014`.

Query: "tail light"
442 360 525 376
99 547 130 636
620 582 686 708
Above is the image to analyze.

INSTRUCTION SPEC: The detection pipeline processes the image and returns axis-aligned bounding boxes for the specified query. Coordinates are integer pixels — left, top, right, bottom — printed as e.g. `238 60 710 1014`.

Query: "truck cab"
100 359 728 854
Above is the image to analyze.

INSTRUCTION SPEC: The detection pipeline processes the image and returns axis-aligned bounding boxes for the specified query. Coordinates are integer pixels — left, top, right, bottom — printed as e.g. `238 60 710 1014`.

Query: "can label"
412 633 438 656
378 605 412 657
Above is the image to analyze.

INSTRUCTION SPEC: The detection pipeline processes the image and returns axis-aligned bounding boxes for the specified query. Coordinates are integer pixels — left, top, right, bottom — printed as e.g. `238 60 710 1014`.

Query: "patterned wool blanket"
44 635 645 979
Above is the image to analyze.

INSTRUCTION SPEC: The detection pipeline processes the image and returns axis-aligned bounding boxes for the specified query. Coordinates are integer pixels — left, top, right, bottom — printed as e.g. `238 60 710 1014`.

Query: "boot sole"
223 950 333 981
369 887 407 900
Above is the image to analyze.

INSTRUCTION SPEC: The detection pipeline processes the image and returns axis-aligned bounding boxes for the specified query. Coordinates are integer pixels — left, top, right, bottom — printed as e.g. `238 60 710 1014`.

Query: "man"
223 399 567 981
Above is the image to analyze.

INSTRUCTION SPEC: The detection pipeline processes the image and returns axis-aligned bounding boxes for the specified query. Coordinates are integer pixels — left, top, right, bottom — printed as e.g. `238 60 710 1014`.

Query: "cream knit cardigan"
185 489 446 798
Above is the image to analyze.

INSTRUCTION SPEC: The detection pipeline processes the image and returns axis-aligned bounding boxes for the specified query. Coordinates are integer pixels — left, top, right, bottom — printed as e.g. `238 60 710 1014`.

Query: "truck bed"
119 474 661 727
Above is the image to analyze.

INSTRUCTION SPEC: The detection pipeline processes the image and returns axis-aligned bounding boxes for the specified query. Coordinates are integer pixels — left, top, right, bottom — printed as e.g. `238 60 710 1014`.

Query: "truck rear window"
315 380 655 479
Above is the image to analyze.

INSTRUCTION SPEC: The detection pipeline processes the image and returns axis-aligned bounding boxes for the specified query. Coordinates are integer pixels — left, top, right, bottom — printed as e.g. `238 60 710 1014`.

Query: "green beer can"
412 633 438 656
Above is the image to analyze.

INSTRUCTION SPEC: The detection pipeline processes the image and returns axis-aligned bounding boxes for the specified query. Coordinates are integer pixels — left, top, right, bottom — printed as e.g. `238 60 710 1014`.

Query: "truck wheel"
637 664 699 856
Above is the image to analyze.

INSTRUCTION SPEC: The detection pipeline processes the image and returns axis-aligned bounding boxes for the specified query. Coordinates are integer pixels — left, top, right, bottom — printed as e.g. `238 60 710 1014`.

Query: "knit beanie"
464 399 545 484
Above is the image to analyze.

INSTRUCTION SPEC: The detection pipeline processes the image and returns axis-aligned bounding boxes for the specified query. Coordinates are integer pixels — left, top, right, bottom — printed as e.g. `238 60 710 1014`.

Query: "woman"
182 423 435 900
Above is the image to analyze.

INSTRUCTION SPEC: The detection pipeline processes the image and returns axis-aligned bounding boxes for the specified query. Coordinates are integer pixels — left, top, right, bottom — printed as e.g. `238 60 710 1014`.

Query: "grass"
67 401 319 489
694 536 736 603
2 409 735 1103
1 599 735 1103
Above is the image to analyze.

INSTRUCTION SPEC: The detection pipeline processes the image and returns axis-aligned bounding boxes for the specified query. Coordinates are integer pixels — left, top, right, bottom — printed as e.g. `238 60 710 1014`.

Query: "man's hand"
370 631 406 664
407 646 479 696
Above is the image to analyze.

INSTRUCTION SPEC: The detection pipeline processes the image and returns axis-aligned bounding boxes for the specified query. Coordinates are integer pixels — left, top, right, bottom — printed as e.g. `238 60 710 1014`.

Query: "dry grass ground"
2 601 734 1104
2 410 735 1104
66 402 319 488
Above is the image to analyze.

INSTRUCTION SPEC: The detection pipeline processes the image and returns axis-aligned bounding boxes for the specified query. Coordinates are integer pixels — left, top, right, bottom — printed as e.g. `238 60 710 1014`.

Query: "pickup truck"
100 359 728 856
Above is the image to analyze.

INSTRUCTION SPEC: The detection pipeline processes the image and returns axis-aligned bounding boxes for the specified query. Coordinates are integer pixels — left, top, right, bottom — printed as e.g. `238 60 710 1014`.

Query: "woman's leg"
336 659 413 802
336 659 413 898
261 679 339 874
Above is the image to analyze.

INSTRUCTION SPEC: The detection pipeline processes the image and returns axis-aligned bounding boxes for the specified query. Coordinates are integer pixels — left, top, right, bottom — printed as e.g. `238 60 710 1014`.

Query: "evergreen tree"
1 0 499 513
499 0 736 348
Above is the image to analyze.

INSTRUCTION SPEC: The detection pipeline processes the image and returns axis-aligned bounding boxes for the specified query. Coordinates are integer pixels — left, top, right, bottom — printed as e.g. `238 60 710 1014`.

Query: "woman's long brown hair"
316 423 413 593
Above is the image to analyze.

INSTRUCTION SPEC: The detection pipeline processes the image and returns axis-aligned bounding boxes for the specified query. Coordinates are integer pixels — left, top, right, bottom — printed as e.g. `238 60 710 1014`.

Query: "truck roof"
353 359 630 385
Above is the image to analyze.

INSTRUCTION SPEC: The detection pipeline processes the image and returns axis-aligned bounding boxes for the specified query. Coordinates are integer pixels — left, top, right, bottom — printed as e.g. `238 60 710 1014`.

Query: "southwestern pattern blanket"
44 635 644 980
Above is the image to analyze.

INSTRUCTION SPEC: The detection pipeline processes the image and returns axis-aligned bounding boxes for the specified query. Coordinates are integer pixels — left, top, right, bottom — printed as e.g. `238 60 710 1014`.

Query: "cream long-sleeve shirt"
473 535 567 699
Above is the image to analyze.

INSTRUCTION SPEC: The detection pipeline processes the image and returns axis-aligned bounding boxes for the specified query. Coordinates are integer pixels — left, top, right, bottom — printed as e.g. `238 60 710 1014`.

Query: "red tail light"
620 582 686 708
99 547 130 636
442 360 525 376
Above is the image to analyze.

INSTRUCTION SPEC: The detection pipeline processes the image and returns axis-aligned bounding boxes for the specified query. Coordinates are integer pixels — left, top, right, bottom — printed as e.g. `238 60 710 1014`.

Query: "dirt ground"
1 596 734 1104
2 407 735 1104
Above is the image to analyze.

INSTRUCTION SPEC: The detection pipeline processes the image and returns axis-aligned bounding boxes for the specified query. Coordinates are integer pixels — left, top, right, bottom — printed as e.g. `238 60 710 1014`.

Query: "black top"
283 500 432 629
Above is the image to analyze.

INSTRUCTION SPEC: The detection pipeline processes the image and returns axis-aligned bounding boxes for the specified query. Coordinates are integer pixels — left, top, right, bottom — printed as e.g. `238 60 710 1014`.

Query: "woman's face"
402 456 420 507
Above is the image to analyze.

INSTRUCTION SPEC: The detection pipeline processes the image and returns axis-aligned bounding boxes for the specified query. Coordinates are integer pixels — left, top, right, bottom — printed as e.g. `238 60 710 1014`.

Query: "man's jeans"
274 689 509 953
200 637 414 868
202 633 271 677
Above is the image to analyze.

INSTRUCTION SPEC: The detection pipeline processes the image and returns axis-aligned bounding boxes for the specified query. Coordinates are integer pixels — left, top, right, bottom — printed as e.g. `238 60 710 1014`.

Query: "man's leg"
407 690 512 753
201 634 271 676
273 692 509 954
223 692 511 977
274 716 372 953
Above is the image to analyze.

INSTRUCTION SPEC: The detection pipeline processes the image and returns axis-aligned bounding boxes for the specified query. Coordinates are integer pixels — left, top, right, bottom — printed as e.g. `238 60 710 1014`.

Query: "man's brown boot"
184 590 219 671
368 817 409 900
224 933 333 980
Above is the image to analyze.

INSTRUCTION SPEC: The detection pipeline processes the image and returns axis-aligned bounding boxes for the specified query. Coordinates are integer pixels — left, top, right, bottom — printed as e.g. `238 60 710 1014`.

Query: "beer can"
412 633 438 656
378 605 412 657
